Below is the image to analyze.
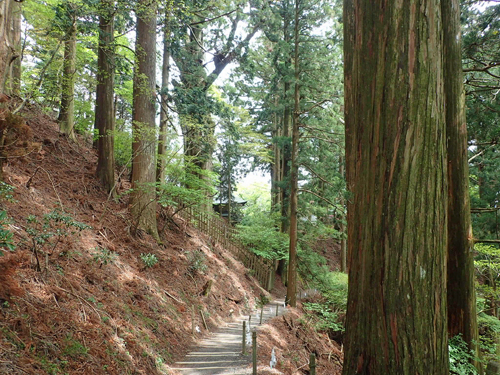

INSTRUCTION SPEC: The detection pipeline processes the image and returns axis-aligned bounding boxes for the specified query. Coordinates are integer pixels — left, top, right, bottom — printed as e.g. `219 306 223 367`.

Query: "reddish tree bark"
342 1 448 373
95 0 116 195
443 0 480 371
130 0 158 239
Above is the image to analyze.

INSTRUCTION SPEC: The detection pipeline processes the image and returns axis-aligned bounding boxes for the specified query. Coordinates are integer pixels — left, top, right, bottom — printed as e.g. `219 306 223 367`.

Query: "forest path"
171 298 286 375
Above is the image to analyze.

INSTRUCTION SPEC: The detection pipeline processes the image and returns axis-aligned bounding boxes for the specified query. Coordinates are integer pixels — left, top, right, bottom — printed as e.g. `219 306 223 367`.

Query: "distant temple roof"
213 195 247 205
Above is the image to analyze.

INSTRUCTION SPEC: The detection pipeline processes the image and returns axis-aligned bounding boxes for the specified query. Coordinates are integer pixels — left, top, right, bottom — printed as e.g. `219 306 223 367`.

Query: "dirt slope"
0 100 342 374
0 101 274 374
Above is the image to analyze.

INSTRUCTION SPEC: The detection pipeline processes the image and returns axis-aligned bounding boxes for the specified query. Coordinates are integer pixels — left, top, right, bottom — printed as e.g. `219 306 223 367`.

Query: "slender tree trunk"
443 0 480 370
277 94 290 279
342 1 448 374
271 98 282 214
339 155 347 273
157 6 171 184
278 3 293 280
58 8 77 141
286 0 300 308
95 0 116 195
281 85 291 235
272 109 286 279
228 175 232 224
130 0 158 239
275 117 287 278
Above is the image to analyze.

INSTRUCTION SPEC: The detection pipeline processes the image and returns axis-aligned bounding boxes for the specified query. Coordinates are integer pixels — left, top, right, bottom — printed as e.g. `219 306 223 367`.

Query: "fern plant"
140 253 158 268
448 334 479 375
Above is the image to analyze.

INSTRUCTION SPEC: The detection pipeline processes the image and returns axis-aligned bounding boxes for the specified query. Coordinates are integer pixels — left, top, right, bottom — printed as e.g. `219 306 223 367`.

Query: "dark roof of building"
213 195 247 205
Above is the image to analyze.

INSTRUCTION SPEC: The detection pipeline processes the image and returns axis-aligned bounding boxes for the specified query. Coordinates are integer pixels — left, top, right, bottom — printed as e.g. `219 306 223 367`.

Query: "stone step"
172 299 285 375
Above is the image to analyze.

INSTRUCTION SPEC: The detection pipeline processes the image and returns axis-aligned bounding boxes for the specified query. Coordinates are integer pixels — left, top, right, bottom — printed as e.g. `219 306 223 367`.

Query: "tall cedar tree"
130 0 159 239
0 0 15 94
58 3 77 140
157 4 171 183
286 0 300 308
443 0 480 370
6 0 21 95
171 4 260 184
95 0 116 195
276 0 293 279
342 1 448 373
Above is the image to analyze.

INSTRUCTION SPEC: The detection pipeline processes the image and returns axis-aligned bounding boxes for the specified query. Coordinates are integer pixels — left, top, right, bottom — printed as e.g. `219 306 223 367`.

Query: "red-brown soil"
0 99 342 374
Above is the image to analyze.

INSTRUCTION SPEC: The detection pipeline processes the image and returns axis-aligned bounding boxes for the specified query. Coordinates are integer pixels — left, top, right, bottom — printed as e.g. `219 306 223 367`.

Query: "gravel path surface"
172 299 286 375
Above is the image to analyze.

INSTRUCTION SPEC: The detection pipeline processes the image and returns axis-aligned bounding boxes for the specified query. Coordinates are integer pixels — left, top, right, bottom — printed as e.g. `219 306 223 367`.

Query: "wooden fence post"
267 268 273 292
252 331 257 375
242 321 246 354
310 353 316 375
191 306 195 336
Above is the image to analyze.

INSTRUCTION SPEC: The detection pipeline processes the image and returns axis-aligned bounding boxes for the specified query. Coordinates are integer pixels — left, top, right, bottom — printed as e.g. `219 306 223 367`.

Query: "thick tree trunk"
182 114 215 182
157 8 171 184
6 1 21 95
58 11 77 141
174 22 216 188
342 1 448 374
0 0 14 94
443 0 480 370
130 0 158 239
286 0 300 308
95 0 116 195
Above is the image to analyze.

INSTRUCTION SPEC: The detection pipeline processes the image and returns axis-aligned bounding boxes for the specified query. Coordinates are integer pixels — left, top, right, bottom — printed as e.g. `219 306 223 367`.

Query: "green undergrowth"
0 182 16 256
448 334 480 375
301 271 348 339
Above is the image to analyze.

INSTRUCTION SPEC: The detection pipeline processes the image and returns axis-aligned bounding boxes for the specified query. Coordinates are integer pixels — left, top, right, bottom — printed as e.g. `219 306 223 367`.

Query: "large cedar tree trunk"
443 0 480 369
286 0 300 308
342 1 448 373
6 0 21 95
130 0 158 239
174 23 215 185
95 0 116 195
0 0 15 94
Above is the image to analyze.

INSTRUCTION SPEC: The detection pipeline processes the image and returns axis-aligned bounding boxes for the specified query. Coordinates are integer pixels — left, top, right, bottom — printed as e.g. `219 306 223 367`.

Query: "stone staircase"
171 299 286 375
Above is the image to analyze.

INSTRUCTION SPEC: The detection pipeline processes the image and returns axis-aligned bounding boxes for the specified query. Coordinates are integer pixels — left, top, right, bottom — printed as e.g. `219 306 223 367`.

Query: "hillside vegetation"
0 101 342 374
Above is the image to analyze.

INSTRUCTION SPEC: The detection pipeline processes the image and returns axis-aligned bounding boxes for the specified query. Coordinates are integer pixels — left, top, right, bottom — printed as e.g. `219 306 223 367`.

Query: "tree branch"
300 124 343 136
299 99 331 114
463 61 500 73
13 40 63 114
298 188 345 214
190 9 237 26
299 135 344 145
204 21 261 90
300 162 336 186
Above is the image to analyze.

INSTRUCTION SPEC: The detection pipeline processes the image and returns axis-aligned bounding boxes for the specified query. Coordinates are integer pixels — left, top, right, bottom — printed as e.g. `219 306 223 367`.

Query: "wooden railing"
176 203 275 291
